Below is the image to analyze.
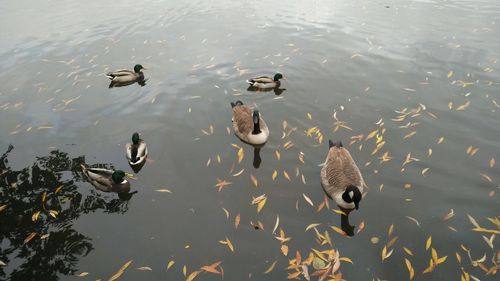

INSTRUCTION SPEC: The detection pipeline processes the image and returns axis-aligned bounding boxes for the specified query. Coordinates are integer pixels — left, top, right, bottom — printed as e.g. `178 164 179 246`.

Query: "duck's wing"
338 147 365 190
323 148 350 196
248 76 274 84
83 168 114 192
232 105 254 136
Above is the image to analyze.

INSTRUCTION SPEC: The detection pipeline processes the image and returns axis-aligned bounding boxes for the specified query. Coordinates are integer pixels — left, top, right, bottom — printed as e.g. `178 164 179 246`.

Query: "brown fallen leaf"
234 213 240 229
186 270 201 281
263 261 277 274
108 260 133 281
24 232 36 244
405 258 415 280
201 261 222 274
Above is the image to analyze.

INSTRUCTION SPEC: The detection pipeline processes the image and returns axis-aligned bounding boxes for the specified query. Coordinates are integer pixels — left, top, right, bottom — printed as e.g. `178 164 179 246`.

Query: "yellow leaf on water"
425 236 432 250
250 175 258 187
437 137 444 144
24 232 36 244
257 198 267 213
302 194 314 207
272 170 278 181
155 189 172 193
305 223 321 231
283 171 291 181
54 185 64 194
186 270 201 281
234 213 240 229
403 131 417 140
333 209 347 216
443 209 455 221
232 169 244 177
456 100 470 111
428 148 433 156
200 261 222 274
331 226 348 237
405 258 415 280
366 129 378 140
480 173 492 183
275 150 281 160
381 246 393 261
490 158 495 168
108 260 133 281
281 244 289 256
237 148 244 163
32 211 41 222
182 265 187 277
263 261 277 274
388 224 394 237
222 207 229 219
166 260 175 270
447 70 453 78
421 168 429 176
307 113 312 120
467 214 480 228
403 247 414 256
136 266 152 271
225 237 234 252
431 248 438 263
339 257 353 264
76 272 89 277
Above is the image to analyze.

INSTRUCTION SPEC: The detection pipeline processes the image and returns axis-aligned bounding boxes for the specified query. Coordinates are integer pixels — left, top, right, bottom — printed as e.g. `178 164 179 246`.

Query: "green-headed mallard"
106 64 146 85
320 140 365 210
246 73 285 89
126 132 148 166
230 101 269 145
81 165 131 194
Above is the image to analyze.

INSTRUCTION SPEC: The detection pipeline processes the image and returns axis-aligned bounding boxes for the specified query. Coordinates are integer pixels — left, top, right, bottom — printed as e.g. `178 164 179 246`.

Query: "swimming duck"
231 101 269 145
106 64 146 85
320 140 365 210
81 165 130 194
126 132 148 166
246 73 285 89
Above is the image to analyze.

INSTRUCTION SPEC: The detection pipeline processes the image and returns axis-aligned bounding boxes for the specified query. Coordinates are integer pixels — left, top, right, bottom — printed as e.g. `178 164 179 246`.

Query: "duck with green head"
246 73 286 89
81 165 131 194
126 132 148 166
106 64 146 87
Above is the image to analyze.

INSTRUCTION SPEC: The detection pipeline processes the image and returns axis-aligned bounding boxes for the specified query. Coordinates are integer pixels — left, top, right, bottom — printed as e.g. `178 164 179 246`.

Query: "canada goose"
246 73 285 89
230 101 269 145
126 132 148 166
106 64 146 87
320 140 365 210
81 165 131 194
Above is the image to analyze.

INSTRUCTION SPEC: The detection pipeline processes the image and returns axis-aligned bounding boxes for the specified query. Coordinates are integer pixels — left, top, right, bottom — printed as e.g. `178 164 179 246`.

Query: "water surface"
1 0 499 280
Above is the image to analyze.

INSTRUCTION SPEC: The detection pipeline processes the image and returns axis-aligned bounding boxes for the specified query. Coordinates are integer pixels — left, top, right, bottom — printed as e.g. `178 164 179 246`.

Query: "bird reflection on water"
0 145 134 281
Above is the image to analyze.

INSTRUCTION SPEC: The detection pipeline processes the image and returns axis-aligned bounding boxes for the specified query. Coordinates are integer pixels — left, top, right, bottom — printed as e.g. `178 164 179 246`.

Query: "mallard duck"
81 165 130 193
106 64 146 84
320 140 365 210
231 101 269 145
126 132 148 166
246 73 285 89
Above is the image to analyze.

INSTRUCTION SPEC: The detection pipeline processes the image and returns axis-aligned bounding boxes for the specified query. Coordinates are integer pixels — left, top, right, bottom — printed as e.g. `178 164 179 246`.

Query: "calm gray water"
1 0 499 280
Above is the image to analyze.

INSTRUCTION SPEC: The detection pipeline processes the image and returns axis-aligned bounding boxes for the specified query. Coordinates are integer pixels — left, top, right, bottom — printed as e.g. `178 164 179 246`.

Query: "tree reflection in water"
0 145 133 281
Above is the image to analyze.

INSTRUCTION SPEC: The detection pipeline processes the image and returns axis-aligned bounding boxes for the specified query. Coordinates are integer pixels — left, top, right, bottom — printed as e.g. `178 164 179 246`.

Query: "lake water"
1 0 499 280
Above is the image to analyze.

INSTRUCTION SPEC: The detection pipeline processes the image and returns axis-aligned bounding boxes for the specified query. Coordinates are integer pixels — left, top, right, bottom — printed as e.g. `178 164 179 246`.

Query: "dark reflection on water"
0 145 132 281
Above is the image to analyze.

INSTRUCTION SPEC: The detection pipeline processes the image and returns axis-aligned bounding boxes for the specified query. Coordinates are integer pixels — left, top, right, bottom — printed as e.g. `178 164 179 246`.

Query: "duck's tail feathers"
246 79 255 85
329 140 343 148
231 100 244 108
105 73 115 80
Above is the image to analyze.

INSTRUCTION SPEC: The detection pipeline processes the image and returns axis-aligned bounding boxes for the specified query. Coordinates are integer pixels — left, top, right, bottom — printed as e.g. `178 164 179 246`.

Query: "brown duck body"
231 103 269 145
320 143 365 209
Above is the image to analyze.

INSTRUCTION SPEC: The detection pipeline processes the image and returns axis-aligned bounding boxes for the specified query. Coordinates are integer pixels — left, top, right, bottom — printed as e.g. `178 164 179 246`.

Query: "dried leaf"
136 266 152 271
108 260 133 281
201 261 222 274
272 215 280 234
237 148 244 163
76 272 89 277
426 236 432 250
186 270 201 281
302 194 314 207
234 213 240 229
283 171 291 181
405 258 415 280
155 189 172 193
24 232 36 244
250 174 258 187
166 260 175 270
305 223 321 231
272 170 278 181
281 244 289 256
263 261 277 274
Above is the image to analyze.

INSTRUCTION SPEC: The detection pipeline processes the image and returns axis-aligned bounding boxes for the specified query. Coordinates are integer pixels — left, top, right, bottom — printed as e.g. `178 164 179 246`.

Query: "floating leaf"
272 215 279 234
339 257 353 264
155 189 172 193
250 174 258 187
403 247 414 256
136 266 152 271
257 198 267 213
425 236 432 250
0 204 7 213
331 226 348 237
443 209 455 221
201 261 222 274
381 246 394 261
302 194 314 207
186 270 201 281
232 169 244 177
281 244 289 256
166 260 175 271
272 170 278 181
421 168 429 176
237 148 244 163
404 258 415 280
234 213 240 229
283 171 291 181
437 137 445 144
263 261 277 274
275 150 281 160
24 232 36 244
305 223 321 232
480 173 492 183
76 272 89 277
108 260 133 281
489 158 495 168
